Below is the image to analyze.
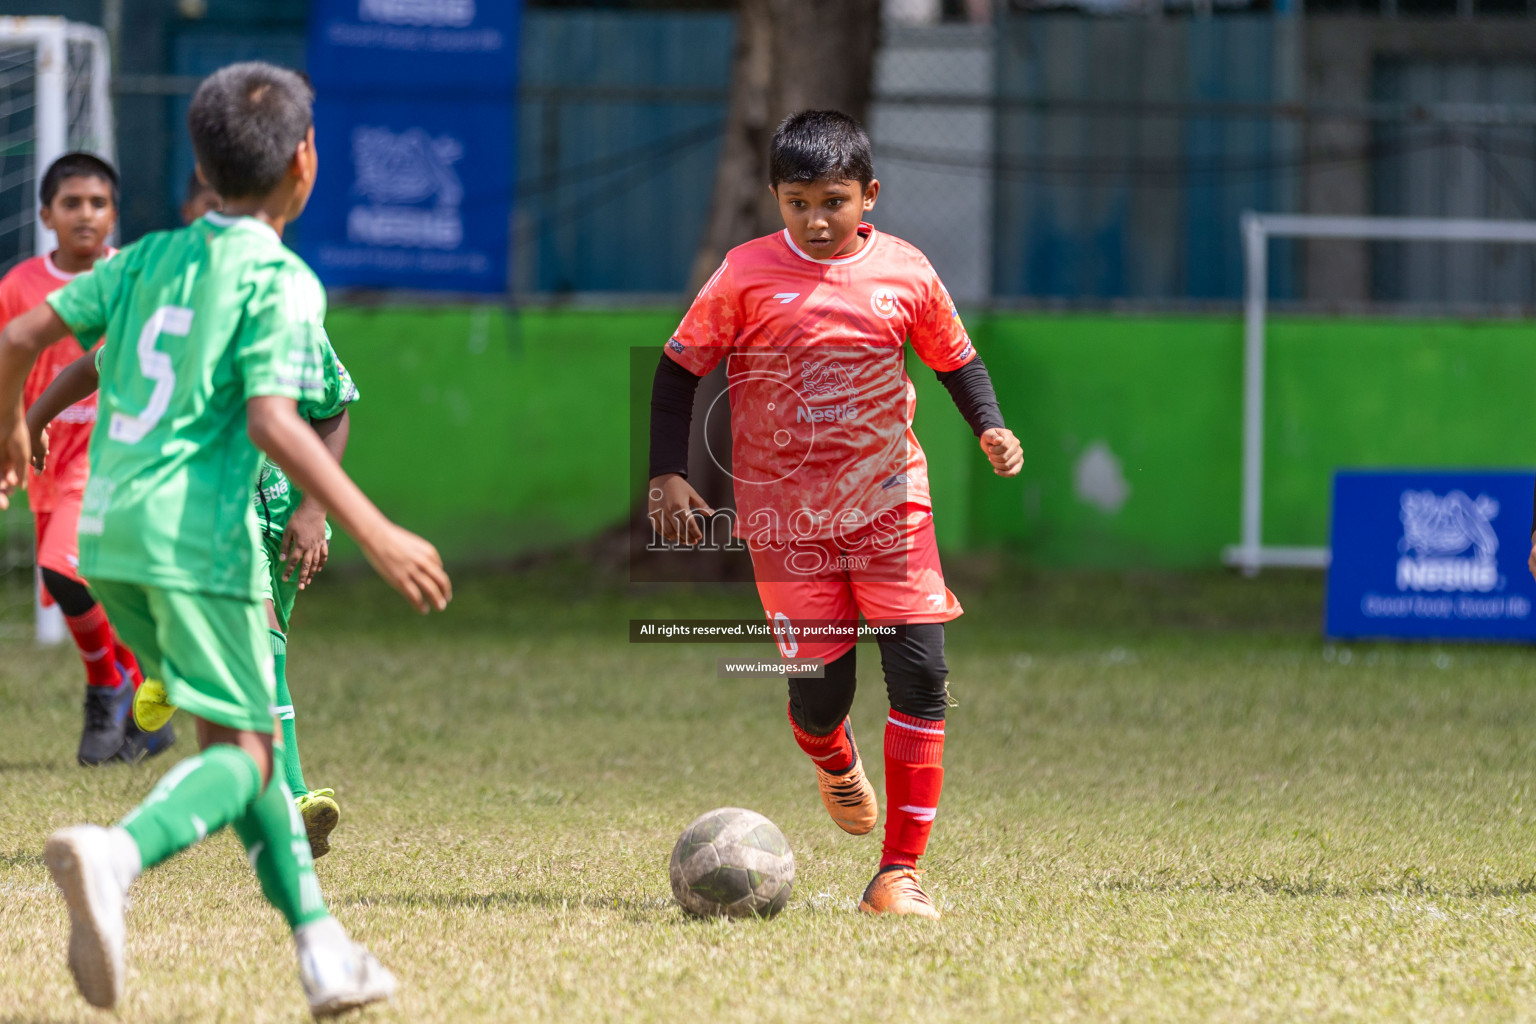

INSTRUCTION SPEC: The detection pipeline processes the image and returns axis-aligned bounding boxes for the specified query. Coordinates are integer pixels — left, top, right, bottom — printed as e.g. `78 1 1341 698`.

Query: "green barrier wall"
973 315 1536 566
323 307 657 562
233 308 1536 568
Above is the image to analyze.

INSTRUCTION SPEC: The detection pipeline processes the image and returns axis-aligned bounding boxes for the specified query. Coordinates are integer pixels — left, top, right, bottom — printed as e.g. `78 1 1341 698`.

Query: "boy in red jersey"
648 110 1022 918
0 153 173 766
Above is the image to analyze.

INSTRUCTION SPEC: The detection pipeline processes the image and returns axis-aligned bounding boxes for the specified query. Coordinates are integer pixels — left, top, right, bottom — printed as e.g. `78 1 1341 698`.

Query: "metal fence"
516 10 733 296
509 9 1536 313
978 13 1536 311
7 8 1536 309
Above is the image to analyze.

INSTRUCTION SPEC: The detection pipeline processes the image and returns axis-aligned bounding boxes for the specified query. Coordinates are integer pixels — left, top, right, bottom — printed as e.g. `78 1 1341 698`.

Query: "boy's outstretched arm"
247 396 451 613
0 304 72 506
280 408 349 589
935 355 1023 478
25 350 100 472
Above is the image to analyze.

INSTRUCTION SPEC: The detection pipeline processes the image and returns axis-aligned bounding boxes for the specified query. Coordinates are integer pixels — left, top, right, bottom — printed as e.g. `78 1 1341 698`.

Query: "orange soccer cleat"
815 725 879 835
858 866 941 920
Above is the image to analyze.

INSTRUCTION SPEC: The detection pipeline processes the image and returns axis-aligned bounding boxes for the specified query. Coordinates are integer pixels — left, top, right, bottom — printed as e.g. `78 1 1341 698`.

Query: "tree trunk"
668 0 882 582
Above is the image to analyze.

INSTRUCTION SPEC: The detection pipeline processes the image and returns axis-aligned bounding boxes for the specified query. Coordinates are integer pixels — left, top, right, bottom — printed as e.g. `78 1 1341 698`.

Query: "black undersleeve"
935 356 1005 438
40 568 95 617
650 354 701 479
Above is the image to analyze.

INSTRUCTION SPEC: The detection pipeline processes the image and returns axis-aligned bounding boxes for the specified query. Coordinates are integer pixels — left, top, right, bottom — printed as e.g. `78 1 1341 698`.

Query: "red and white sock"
788 703 855 774
882 709 946 867
66 604 120 688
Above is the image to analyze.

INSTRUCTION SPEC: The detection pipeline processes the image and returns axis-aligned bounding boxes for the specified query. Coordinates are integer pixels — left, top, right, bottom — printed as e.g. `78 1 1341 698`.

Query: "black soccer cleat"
116 718 176 764
77 677 133 766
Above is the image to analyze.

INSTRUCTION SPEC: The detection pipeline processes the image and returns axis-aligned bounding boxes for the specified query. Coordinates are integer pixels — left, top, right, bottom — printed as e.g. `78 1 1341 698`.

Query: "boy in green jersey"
0 63 451 1017
252 350 354 853
153 175 344 849
29 331 357 857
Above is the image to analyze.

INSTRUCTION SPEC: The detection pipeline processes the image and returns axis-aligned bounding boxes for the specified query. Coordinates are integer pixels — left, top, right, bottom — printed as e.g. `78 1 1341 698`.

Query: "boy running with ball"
648 111 1021 918
0 62 450 1015
0 153 174 765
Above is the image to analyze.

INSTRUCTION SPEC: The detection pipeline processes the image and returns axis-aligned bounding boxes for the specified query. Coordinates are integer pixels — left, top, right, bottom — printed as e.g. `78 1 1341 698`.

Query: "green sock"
232 743 329 930
271 629 309 798
118 744 262 869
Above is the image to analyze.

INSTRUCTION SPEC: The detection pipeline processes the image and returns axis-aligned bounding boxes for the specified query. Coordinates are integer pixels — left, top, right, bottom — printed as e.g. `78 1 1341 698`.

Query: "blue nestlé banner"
304 0 517 293
1326 470 1536 641
307 98 509 291
307 0 518 90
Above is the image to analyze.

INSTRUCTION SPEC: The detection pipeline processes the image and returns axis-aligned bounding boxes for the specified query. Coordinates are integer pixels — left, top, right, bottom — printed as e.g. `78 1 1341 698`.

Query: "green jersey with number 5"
47 211 328 599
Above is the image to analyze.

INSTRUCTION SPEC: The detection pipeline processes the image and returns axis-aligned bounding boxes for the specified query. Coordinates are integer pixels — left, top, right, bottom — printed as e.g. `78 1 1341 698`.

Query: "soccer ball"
668 807 795 919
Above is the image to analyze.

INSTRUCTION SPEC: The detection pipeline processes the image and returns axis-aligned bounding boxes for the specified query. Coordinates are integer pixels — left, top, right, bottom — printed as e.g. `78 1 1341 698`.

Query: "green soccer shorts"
88 579 275 733
257 531 299 633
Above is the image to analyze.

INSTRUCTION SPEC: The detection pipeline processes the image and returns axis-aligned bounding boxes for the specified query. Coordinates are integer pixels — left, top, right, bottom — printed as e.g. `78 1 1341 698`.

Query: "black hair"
187 61 313 200
39 152 118 207
768 110 874 188
185 169 218 204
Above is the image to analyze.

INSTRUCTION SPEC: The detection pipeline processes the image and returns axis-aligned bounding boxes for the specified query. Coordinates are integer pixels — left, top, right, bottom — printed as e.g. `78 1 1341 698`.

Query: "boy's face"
40 175 115 258
772 177 880 259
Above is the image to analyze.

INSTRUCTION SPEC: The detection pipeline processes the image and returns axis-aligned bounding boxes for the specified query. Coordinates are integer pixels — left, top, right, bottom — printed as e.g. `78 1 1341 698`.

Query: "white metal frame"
0 18 113 642
0 18 114 253
1225 212 1536 576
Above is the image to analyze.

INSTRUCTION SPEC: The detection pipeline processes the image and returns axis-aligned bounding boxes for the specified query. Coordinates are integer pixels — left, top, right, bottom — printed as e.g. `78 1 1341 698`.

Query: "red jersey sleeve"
0 272 19 329
909 261 976 373
664 258 741 377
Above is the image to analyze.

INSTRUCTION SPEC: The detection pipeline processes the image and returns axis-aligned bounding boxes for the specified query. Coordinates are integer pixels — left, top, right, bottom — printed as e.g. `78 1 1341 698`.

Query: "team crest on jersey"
870 287 899 320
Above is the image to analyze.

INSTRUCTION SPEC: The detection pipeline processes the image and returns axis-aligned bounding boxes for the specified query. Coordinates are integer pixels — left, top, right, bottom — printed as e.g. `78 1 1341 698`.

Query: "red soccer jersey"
665 224 975 542
0 253 108 513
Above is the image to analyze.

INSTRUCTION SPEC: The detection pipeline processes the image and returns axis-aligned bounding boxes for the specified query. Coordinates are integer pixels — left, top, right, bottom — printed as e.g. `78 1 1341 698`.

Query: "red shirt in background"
0 252 110 513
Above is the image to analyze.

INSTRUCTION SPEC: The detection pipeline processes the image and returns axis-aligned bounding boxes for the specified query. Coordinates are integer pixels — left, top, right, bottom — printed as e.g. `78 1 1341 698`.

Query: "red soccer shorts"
34 483 86 596
750 506 961 664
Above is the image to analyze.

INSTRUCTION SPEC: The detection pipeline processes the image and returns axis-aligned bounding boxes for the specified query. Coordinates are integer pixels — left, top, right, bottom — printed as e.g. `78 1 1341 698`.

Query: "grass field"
4 562 1536 1022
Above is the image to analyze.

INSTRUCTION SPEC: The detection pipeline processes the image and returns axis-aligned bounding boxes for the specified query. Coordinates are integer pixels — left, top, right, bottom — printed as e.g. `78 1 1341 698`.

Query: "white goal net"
0 17 113 640
1224 212 1536 577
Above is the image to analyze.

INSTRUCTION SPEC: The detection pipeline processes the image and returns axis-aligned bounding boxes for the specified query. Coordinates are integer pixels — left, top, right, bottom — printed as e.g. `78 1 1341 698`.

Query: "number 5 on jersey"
109 305 191 444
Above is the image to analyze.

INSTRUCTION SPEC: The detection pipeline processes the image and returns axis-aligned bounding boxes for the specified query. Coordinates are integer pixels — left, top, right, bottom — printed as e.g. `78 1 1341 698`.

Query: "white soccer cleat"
297 918 398 1019
43 825 137 1009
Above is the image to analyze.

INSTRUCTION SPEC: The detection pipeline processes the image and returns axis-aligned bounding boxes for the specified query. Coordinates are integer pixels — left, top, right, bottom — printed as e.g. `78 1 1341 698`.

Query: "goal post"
1224 212 1536 577
0 18 115 259
0 17 113 642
